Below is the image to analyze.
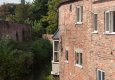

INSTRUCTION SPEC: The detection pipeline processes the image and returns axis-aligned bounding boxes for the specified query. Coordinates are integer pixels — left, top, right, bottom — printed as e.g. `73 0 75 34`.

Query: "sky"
0 0 33 5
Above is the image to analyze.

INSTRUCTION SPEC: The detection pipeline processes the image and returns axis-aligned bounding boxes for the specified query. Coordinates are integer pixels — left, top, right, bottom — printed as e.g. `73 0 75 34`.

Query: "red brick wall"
59 0 115 80
0 21 31 42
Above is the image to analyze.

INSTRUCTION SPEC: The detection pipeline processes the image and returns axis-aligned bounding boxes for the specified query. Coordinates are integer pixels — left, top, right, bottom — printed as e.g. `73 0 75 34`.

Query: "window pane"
97 70 99 80
54 41 59 51
77 7 80 22
102 72 105 80
93 14 97 31
105 12 110 31
97 70 101 80
80 53 82 65
66 50 68 61
77 53 79 64
54 52 59 62
113 11 115 32
81 6 83 22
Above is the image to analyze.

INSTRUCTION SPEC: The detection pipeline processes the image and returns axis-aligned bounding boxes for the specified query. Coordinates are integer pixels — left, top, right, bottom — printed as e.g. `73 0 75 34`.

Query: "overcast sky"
0 0 33 5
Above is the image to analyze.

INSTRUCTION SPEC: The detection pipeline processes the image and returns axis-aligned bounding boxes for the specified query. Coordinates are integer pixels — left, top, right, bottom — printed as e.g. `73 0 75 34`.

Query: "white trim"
76 22 83 25
76 6 83 23
54 51 59 52
53 40 55 62
105 11 110 32
103 32 115 35
92 31 98 34
97 69 105 72
97 69 105 80
74 50 83 67
74 48 83 53
51 71 59 75
53 40 59 41
65 61 68 63
52 40 59 62
105 10 115 33
92 13 98 32
52 60 59 64
75 64 83 68
66 47 68 50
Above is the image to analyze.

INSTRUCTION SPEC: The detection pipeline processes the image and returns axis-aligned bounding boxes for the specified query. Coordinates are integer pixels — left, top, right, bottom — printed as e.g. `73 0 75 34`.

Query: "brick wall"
0 21 32 42
59 0 115 80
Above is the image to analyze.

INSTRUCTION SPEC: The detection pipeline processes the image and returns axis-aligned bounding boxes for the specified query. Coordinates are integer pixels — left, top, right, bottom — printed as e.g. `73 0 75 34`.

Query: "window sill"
92 31 98 34
103 32 115 35
75 22 83 25
52 61 59 64
75 64 83 68
65 60 69 64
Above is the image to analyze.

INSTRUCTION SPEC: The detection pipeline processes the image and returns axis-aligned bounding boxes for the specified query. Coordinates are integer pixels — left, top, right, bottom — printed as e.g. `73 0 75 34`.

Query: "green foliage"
0 0 60 35
0 38 52 80
42 0 60 34
0 3 16 20
31 0 48 20
0 0 60 79
32 20 44 39
31 39 52 80
14 3 32 23
0 38 33 80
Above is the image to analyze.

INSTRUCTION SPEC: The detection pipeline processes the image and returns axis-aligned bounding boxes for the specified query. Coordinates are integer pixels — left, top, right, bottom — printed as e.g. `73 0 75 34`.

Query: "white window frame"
97 69 105 80
105 11 110 33
52 40 59 63
76 6 83 24
75 51 83 68
105 10 115 34
92 13 98 33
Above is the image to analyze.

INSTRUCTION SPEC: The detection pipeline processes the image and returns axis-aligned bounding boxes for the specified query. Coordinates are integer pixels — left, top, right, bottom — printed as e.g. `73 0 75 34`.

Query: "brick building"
0 21 31 42
52 0 115 80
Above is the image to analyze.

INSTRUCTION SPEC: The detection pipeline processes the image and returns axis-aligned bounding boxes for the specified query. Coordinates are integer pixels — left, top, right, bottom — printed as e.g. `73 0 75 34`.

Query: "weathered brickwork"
58 0 115 80
0 21 31 42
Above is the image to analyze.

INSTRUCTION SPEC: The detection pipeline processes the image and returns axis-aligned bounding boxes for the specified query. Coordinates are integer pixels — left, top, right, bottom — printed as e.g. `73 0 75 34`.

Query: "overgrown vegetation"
0 37 52 80
0 0 61 80
0 0 61 34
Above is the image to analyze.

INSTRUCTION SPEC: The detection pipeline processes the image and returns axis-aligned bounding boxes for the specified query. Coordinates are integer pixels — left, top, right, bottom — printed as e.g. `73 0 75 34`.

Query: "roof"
52 29 59 40
58 0 79 8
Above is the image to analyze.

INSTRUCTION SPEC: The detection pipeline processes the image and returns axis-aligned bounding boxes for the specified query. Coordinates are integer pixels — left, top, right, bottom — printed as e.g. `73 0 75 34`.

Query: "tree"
0 37 52 80
0 3 16 20
31 0 48 20
42 0 60 34
14 3 32 23
0 38 33 80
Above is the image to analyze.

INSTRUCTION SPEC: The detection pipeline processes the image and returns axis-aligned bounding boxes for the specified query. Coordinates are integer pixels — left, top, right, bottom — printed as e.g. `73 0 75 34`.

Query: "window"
93 13 98 32
75 51 82 66
53 40 59 62
105 11 115 33
54 52 59 62
65 50 68 61
76 6 83 24
97 69 105 80
54 41 59 51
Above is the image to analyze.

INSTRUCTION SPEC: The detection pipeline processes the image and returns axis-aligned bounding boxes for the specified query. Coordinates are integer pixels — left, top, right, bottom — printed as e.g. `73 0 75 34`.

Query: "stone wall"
0 21 32 42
